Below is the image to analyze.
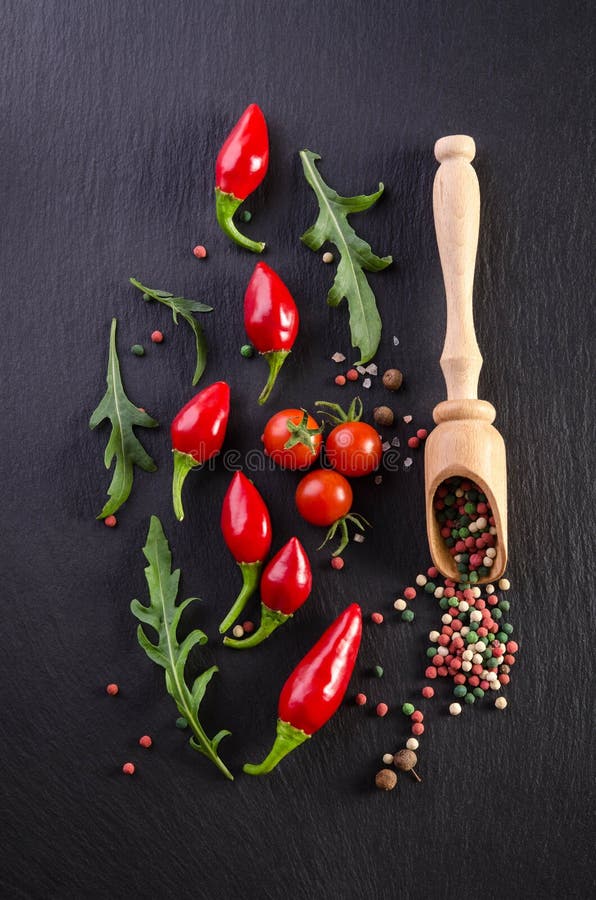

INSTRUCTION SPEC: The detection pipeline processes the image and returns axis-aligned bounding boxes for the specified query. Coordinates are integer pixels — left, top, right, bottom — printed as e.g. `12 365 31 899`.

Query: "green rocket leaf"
89 318 158 519
130 516 233 780
299 149 393 364
129 277 213 385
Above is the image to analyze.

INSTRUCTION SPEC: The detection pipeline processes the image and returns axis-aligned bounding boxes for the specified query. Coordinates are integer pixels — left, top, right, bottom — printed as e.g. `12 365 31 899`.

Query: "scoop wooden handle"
433 135 482 401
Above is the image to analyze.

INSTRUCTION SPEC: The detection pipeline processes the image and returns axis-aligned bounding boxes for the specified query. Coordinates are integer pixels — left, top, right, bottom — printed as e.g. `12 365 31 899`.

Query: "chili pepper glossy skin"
170 381 230 521
215 104 269 253
219 472 272 633
223 537 312 650
244 262 299 404
243 603 362 774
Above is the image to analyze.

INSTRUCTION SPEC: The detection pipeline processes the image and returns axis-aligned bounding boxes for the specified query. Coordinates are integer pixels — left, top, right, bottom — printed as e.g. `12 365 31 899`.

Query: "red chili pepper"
219 471 272 633
244 262 299 405
223 537 312 650
171 381 230 521
215 104 269 253
243 603 362 775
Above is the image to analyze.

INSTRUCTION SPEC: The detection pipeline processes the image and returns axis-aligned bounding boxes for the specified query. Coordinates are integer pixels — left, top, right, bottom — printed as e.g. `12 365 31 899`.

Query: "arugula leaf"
299 149 393 364
129 277 213 385
89 318 158 519
131 516 233 780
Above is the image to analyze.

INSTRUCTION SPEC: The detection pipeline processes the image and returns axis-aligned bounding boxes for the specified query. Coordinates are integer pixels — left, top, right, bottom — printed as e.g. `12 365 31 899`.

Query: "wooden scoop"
424 135 507 583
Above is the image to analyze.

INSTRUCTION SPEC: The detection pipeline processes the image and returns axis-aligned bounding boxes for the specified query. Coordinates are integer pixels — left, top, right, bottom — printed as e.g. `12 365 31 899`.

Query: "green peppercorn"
454 685 467 698
142 292 151 302
444 494 455 506
492 608 502 620
240 343 254 358
131 344 145 356
499 599 510 612
448 597 459 607
464 692 476 704
241 210 252 223
426 647 436 658
458 527 470 538
502 622 514 635
469 621 479 631
445 537 455 548
469 572 479 583
373 665 384 678
175 716 188 729
466 633 477 644
402 702 415 716
464 502 476 514
478 566 489 576
473 687 485 699
401 609 415 622
466 490 478 501
424 582 436 594
497 631 508 643
486 657 499 668
439 597 449 610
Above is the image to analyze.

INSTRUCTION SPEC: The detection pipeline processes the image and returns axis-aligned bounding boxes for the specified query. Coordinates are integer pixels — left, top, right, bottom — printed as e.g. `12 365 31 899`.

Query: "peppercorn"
104 515 117 528
382 368 403 391
175 716 188 729
373 405 394 427
393 749 422 782
375 769 398 791
322 251 334 264
331 556 344 570
401 609 415 622
122 762 135 775
402 702 415 716
106 683 119 696
131 344 145 356
139 735 152 748
240 343 254 358
373 665 384 678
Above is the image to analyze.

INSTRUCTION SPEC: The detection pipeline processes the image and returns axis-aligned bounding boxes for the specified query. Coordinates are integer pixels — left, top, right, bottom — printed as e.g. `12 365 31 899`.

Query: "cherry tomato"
295 470 353 527
262 408 323 470
325 421 382 477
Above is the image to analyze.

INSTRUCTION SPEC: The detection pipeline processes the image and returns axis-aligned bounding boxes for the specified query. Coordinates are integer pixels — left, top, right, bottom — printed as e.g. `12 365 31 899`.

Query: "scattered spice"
406 738 419 751
331 352 346 363
373 406 394 427
373 665 384 678
232 625 244 639
393 598 407 611
241 210 252 223
106 683 119 696
346 369 359 381
122 762 135 776
242 620 255 634
335 374 347 386
175 717 188 729
331 556 345 570
371 612 384 625
104 515 117 528
407 436 420 449
193 245 208 259
382 752 394 765
403 457 413 469
131 344 145 356
322 251 334 264
422 686 435 699
375 769 397 791
362 377 372 389
376 702 389 717
416 428 428 440
495 696 508 710
355 692 367 706
403 415 412 424
449 703 462 716
401 703 415 716
139 735 152 748
393 749 421 782
151 330 164 343
382 368 403 391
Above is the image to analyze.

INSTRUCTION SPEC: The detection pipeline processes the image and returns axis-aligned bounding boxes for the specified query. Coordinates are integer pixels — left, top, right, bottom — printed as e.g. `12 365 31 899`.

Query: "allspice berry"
382 368 403 391
393 748 422 782
375 768 398 791
373 405 394 427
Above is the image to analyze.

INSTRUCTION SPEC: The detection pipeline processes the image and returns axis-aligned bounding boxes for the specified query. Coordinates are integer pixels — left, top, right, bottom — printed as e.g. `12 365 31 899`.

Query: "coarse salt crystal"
393 336 399 346
374 475 383 485
331 352 346 363
365 363 378 376
403 457 413 468
382 441 391 452
403 415 413 424
362 377 372 389
353 533 365 543
356 365 367 374
391 436 400 447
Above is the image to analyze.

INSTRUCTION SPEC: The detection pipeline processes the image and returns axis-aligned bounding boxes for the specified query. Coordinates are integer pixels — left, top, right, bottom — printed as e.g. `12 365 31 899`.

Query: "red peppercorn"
432 654 443 666
139 735 152 748
480 679 490 690
193 244 207 258
122 762 135 775
106 683 119 696
504 654 516 665
437 665 448 677
416 429 428 440
477 626 488 637
331 557 344 570
346 369 359 381
151 330 164 343
468 675 480 687
411 723 424 736
371 612 384 624
499 673 510 685
472 664 483 675
404 587 416 600
355 693 367 706
242 620 255 633
335 374 347 386
451 658 462 670
454 673 466 685
411 710 424 723
425 666 437 679
407 436 420 449
376 702 389 717
422 686 435 698
506 641 519 653
104 516 117 528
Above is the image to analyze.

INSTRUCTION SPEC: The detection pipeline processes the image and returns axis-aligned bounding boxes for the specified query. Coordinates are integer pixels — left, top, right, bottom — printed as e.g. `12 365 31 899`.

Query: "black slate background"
2 1 594 898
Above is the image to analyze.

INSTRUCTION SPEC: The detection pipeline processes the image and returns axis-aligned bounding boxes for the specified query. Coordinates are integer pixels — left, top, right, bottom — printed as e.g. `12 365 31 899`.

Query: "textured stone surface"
1 1 593 897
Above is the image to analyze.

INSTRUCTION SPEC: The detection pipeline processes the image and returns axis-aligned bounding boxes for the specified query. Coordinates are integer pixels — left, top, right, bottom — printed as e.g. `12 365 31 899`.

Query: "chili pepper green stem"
219 561 262 634
215 187 265 253
243 718 311 775
258 350 291 405
223 604 289 649
172 450 200 521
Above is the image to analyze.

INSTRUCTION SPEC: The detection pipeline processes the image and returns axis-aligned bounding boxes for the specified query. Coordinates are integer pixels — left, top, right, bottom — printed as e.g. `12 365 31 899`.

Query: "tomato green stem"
258 350 290 405
219 561 262 634
223 604 289 649
243 718 311 775
318 512 371 557
172 450 200 522
215 187 265 253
